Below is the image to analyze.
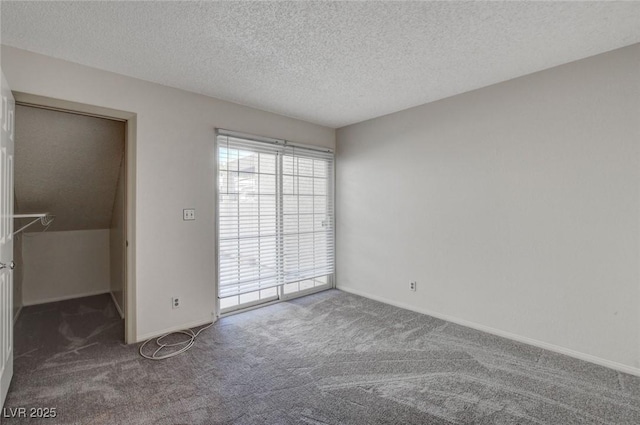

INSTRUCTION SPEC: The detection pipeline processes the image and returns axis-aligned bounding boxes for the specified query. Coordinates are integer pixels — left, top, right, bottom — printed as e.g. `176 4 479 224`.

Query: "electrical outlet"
409 281 417 291
183 209 195 221
172 297 180 309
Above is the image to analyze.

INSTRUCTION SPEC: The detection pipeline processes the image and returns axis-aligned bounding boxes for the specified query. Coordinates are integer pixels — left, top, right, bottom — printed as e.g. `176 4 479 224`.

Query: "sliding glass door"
216 131 334 313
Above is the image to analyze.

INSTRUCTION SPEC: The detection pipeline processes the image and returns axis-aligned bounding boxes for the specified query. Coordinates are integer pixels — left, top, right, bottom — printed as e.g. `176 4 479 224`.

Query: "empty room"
0 1 639 424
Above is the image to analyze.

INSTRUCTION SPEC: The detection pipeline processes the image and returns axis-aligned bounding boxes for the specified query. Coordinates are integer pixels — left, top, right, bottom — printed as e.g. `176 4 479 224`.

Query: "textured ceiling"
14 105 125 232
2 1 640 128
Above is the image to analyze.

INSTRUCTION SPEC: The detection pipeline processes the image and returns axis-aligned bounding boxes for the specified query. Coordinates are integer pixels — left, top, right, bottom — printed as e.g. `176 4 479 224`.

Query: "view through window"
217 132 334 312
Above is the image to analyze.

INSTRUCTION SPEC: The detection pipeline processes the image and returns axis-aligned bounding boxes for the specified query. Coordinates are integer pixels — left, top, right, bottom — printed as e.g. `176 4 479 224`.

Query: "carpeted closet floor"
4 290 640 424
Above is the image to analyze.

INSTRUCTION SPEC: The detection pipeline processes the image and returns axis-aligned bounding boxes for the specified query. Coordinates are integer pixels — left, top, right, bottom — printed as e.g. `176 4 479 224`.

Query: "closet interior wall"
13 105 125 313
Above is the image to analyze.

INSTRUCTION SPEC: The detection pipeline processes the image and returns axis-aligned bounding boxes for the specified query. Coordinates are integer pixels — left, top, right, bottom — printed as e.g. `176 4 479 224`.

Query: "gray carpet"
4 290 640 424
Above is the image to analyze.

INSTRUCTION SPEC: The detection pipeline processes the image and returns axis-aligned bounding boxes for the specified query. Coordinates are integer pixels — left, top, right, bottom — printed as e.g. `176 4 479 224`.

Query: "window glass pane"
260 287 278 299
226 149 239 172
299 196 313 214
239 291 260 304
313 160 327 178
283 195 298 215
299 280 315 291
218 171 228 193
259 195 276 216
299 214 313 233
226 172 239 194
299 177 313 195
260 215 277 236
220 296 239 310
297 157 313 176
259 174 276 194
219 148 228 171
314 196 327 213
283 214 298 235
283 175 295 195
238 150 258 172
259 153 276 174
283 282 299 294
283 156 296 175
239 196 258 216
313 177 327 196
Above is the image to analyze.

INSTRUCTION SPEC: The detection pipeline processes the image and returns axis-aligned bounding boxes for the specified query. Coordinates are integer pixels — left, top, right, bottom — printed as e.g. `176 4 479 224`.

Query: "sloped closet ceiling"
14 105 125 232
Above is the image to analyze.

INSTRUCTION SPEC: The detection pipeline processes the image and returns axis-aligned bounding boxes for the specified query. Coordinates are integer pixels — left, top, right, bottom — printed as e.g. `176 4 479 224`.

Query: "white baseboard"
110 291 124 319
13 305 22 323
337 286 640 378
23 289 111 306
136 317 214 343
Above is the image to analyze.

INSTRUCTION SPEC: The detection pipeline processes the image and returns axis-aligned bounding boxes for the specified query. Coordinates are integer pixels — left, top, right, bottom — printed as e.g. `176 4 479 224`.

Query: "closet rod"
13 213 55 235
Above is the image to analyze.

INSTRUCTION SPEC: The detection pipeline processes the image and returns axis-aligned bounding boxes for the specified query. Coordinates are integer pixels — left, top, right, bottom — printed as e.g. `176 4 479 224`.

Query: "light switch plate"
183 209 195 221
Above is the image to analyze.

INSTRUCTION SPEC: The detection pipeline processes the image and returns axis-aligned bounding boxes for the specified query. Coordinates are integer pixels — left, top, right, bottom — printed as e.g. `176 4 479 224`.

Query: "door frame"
13 92 138 344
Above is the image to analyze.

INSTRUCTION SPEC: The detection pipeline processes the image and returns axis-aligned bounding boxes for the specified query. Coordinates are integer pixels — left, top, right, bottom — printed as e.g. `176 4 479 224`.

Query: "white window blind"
217 132 334 298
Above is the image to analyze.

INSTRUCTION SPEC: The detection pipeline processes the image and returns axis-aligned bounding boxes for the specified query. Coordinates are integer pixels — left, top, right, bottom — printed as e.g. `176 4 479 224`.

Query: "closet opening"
11 96 136 345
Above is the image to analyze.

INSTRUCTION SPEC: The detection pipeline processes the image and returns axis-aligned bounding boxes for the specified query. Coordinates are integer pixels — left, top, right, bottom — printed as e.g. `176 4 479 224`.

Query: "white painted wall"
0 45 335 340
22 229 110 305
110 159 125 317
336 44 640 371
